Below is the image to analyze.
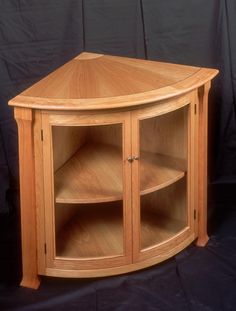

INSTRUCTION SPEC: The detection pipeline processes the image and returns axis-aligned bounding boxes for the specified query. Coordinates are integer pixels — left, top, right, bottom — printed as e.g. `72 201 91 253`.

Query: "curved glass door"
52 123 124 259
140 107 188 251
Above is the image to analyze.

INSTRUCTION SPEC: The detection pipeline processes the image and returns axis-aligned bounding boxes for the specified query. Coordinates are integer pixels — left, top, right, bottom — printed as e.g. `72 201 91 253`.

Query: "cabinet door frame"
41 110 133 274
131 94 196 263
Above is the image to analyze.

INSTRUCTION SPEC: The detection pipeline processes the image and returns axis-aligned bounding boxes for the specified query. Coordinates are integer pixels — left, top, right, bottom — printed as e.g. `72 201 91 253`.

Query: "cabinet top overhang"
9 52 218 110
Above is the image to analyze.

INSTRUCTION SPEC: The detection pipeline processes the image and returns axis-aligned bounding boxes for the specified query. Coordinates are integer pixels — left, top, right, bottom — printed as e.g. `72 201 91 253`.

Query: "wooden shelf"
56 204 123 258
54 143 185 204
140 151 186 196
54 143 123 203
56 204 185 258
141 212 186 250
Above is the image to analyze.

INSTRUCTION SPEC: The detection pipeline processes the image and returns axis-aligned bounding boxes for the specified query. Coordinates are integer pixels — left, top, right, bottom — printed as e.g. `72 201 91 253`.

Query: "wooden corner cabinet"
9 52 218 289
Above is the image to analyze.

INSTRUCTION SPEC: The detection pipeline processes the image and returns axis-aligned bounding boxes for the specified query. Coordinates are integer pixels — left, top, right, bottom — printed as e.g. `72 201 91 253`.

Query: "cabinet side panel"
15 107 40 289
196 82 210 246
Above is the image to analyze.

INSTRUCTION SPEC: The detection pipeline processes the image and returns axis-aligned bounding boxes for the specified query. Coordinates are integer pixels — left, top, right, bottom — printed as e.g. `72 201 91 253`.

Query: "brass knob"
127 156 139 162
127 156 134 163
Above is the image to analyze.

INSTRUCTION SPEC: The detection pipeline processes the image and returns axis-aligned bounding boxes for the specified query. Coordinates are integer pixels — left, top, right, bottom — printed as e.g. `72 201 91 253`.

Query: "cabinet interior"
141 177 187 250
52 124 123 203
51 106 188 259
55 202 124 258
139 106 188 251
140 106 187 166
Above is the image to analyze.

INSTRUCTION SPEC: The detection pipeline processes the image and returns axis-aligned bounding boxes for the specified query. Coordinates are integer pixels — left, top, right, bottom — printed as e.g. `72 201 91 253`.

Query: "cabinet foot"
195 235 209 247
20 276 41 290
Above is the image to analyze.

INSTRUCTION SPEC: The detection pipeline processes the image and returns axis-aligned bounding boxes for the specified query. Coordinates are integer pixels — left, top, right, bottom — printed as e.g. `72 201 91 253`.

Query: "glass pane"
140 107 188 250
52 123 124 258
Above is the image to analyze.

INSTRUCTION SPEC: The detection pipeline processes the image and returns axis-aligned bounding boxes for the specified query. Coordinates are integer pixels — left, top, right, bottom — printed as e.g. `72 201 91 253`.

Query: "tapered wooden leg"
196 83 210 246
15 108 40 289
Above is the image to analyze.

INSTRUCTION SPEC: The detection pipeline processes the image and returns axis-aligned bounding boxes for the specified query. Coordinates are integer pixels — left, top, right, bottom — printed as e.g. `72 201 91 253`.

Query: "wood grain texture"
44 233 195 278
140 106 188 160
43 112 133 272
33 110 46 276
42 114 57 271
10 53 218 287
132 103 190 262
54 143 185 203
141 214 186 250
52 126 88 171
15 107 40 289
140 177 187 250
196 83 210 246
54 143 123 203
55 201 186 260
9 52 218 110
186 93 196 240
190 91 199 239
56 203 124 258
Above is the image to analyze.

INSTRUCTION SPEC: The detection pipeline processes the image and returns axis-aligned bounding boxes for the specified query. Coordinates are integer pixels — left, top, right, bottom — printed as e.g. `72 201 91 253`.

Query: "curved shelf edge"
54 143 186 204
56 195 123 204
55 206 188 259
140 172 185 196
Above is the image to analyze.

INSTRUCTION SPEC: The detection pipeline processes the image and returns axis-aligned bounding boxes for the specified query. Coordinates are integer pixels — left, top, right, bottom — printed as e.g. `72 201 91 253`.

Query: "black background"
0 1 236 310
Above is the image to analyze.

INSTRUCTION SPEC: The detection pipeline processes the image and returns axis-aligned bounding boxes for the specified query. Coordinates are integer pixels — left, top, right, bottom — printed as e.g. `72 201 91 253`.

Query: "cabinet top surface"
9 52 218 110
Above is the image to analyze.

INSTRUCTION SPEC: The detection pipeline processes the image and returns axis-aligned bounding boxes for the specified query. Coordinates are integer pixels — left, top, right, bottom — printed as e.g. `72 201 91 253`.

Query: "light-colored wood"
191 91 199 238
52 126 88 171
74 53 104 60
53 115 122 171
56 203 123 258
140 177 187 250
10 53 218 288
141 181 188 252
14 107 40 289
196 82 210 246
55 202 187 259
140 151 185 194
55 143 123 203
33 110 46 276
43 112 133 271
141 214 186 250
140 106 188 161
45 233 195 278
89 123 122 148
9 52 218 110
187 93 197 240
42 114 56 271
54 142 185 203
55 204 78 235
132 104 190 262
45 93 191 125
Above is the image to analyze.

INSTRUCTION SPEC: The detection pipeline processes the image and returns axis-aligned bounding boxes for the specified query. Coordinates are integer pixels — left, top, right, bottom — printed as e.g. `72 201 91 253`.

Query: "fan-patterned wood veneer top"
9 52 218 110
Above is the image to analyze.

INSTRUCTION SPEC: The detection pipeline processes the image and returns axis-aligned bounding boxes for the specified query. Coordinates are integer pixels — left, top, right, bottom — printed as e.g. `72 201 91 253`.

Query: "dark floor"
0 184 236 311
